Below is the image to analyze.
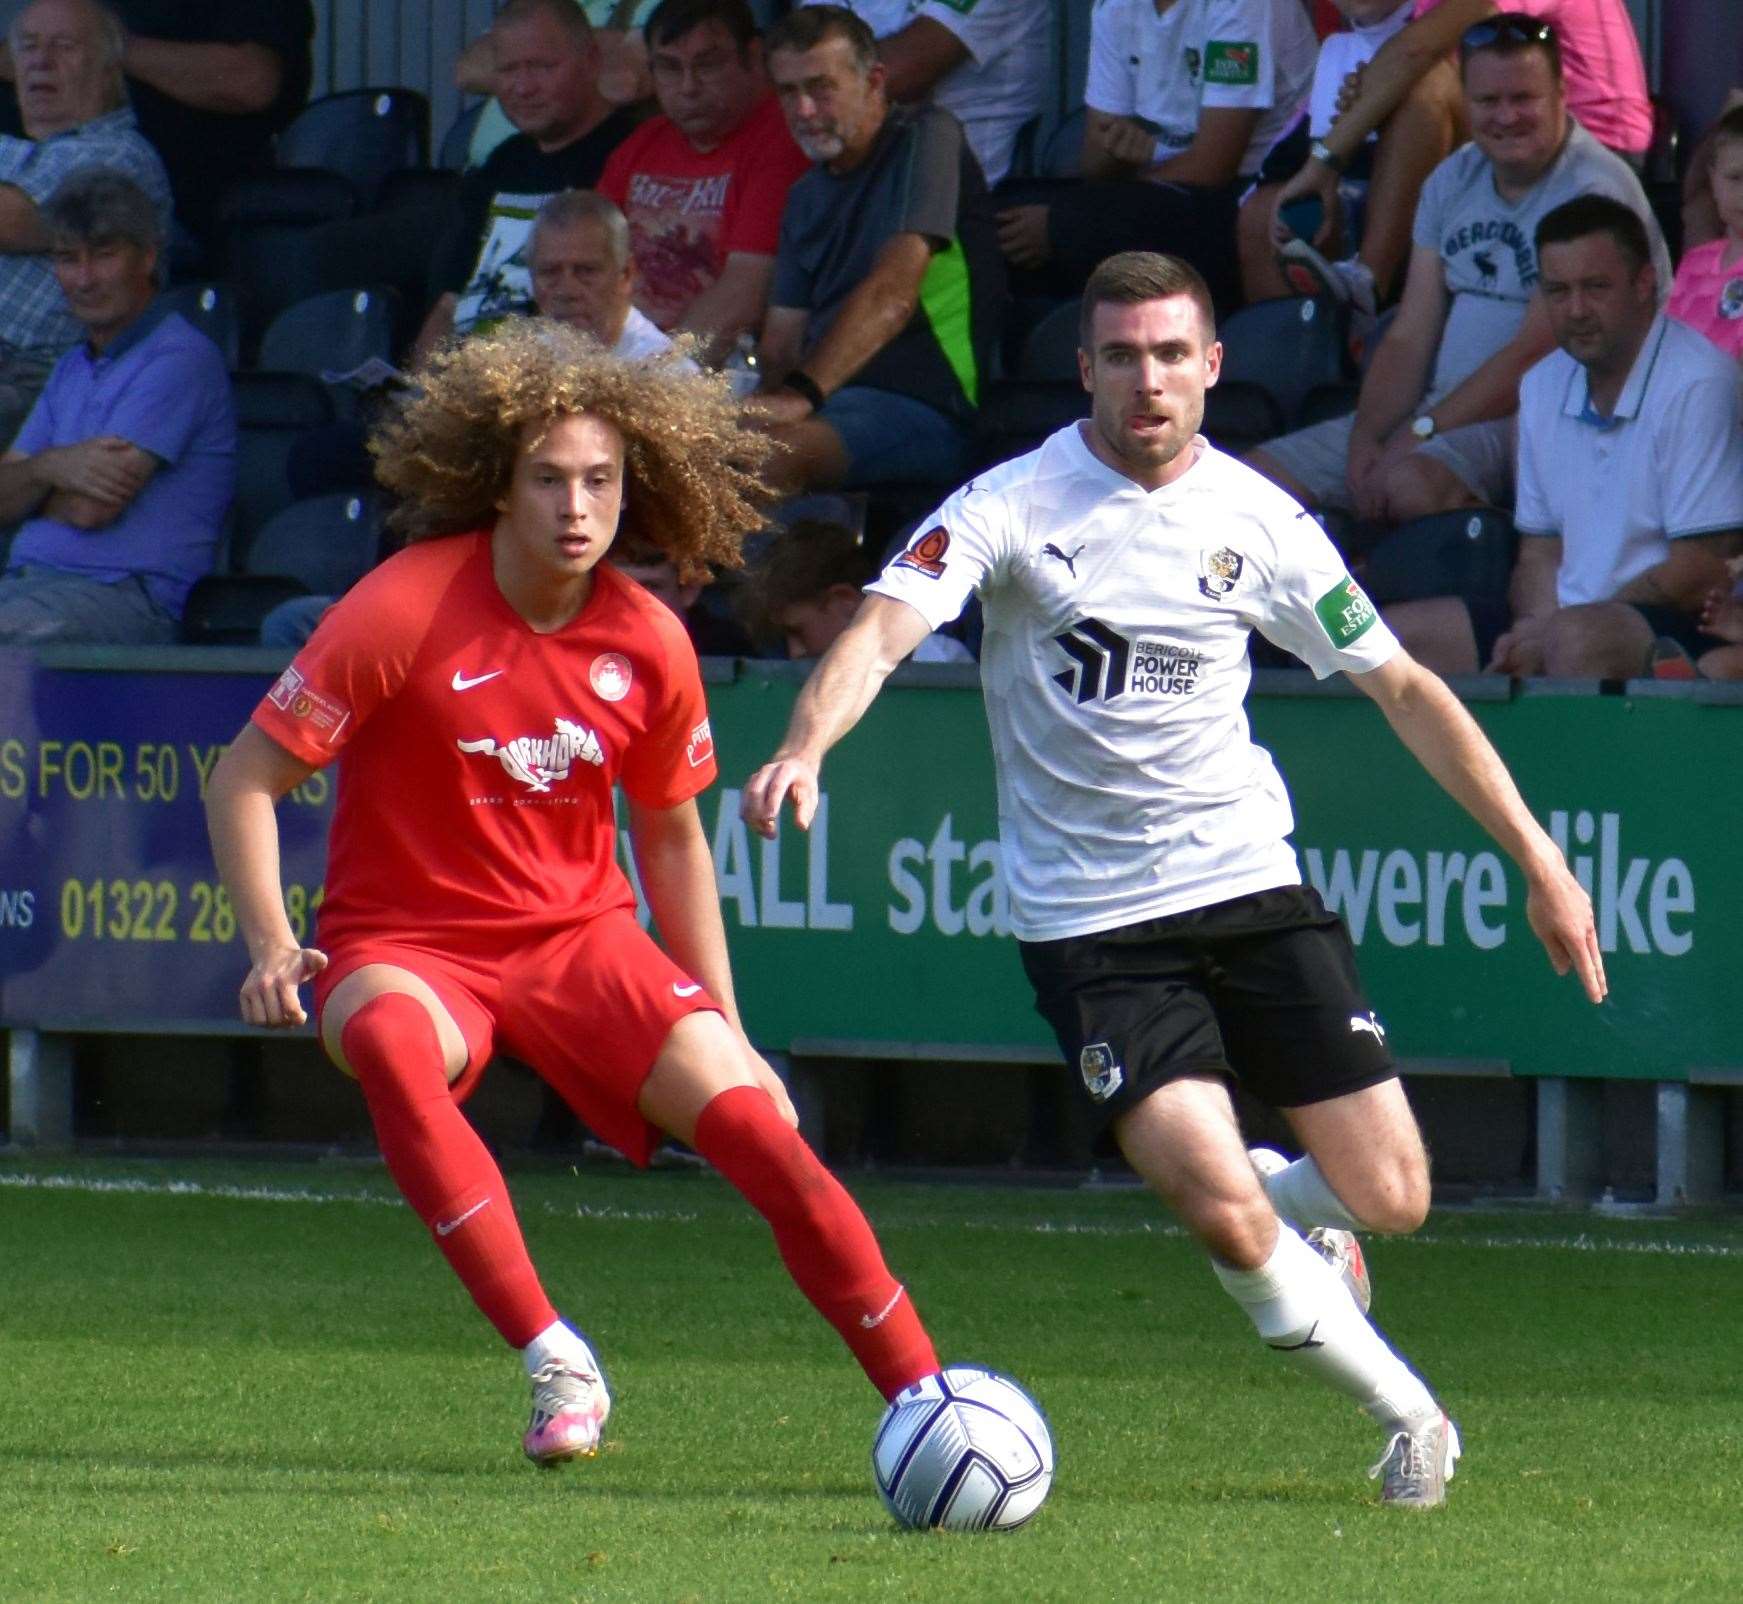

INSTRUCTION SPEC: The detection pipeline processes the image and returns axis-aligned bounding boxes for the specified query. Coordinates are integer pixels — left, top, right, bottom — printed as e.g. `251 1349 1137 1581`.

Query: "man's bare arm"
1612 530 1743 612
674 252 777 363
122 37 284 116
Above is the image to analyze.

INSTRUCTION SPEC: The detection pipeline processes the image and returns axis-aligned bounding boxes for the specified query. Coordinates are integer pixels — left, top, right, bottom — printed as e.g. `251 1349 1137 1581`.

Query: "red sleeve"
249 558 433 766
597 136 632 206
618 606 717 808
718 101 812 259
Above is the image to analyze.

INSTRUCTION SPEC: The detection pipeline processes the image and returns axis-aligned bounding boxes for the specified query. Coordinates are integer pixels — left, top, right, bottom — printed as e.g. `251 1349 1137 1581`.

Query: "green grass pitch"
0 1155 1738 1603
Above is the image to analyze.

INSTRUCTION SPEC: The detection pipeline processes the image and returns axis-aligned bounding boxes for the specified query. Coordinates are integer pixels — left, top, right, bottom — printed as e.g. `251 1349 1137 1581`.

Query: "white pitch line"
0 1170 1735 1257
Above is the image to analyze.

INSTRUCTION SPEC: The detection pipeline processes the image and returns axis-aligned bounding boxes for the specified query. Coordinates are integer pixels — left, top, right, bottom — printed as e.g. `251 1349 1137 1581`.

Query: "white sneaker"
523 1359 611 1466
1369 1414 1461 1509
1278 238 1378 347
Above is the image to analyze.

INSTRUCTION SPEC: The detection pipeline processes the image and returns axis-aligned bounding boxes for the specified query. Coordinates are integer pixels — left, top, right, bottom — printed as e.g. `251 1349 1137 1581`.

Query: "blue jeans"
0 568 176 644
816 387 974 488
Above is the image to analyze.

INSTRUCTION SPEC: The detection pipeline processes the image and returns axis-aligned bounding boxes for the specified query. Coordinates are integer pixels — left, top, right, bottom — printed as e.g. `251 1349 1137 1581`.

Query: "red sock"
342 994 557 1349
692 1085 939 1400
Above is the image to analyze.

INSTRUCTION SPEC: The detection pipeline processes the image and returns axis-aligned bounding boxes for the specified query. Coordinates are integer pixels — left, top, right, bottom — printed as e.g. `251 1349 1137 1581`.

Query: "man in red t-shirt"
598 0 809 359
204 322 941 1467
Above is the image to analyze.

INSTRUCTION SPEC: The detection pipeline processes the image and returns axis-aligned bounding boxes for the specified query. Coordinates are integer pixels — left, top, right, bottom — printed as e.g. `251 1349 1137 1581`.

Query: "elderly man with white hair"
0 0 170 441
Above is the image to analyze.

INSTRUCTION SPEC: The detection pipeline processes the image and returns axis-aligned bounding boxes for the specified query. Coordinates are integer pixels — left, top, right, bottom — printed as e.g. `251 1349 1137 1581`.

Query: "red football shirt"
598 93 811 330
251 533 717 954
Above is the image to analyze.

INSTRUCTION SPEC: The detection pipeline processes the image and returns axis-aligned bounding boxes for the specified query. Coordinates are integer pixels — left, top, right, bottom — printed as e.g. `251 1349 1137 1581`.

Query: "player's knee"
1183 1193 1278 1270
1351 1155 1431 1235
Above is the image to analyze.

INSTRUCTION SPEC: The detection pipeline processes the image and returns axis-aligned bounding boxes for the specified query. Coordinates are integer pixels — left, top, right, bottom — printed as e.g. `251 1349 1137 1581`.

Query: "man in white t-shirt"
1386 195 1743 676
995 0 1316 310
800 0 1048 188
1248 21 1668 528
527 190 695 367
741 250 1605 1510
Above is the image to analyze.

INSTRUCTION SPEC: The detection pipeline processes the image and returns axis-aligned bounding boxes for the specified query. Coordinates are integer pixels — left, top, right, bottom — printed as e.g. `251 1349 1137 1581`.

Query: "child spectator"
1668 105 1743 363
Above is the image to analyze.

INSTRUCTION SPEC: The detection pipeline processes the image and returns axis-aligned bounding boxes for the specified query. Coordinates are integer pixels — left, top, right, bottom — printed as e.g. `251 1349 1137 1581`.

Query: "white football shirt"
867 425 1400 942
1086 0 1318 180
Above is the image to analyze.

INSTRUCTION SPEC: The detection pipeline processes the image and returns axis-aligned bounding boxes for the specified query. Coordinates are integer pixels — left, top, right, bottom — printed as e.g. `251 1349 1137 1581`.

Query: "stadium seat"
231 371 338 563
157 281 241 369
973 378 1085 468
214 169 360 352
1201 379 1286 456
1219 296 1352 429
1360 505 1518 607
243 491 384 597
276 89 431 209
179 572 310 645
257 288 399 407
374 165 460 218
438 100 486 171
1295 378 1361 430
1018 299 1082 382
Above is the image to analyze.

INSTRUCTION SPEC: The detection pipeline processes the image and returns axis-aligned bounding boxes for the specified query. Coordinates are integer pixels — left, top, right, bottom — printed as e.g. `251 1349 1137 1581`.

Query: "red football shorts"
312 907 720 1166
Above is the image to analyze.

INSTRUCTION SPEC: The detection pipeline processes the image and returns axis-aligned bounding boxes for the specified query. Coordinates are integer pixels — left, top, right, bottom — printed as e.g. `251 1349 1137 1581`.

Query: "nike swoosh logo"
451 669 504 691
435 1198 490 1236
672 982 703 998
859 1285 905 1329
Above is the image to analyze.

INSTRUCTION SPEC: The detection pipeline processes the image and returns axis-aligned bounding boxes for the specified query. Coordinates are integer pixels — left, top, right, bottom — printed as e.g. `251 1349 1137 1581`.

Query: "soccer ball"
872 1365 1055 1532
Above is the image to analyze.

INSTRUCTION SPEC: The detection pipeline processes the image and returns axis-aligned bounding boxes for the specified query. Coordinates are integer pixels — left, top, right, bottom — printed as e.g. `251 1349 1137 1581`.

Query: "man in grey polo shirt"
747 4 1004 495
1384 195 1743 678
1247 17 1668 531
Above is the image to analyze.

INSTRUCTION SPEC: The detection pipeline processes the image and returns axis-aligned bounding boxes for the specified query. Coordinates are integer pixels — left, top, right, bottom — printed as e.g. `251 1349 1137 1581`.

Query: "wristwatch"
1410 414 1438 442
1309 138 1347 175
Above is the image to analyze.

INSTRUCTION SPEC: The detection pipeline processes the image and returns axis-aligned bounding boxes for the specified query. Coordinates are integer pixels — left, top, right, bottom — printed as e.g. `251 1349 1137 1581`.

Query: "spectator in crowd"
1668 104 1743 363
452 0 655 170
411 0 639 364
1680 90 1743 256
746 517 973 661
1383 196 1743 678
528 189 689 361
1247 18 1669 529
748 6 1004 496
995 0 1317 312
1270 0 1653 325
597 0 809 359
1238 0 1437 308
0 0 170 442
0 170 233 643
0 1 312 261
614 531 756 655
799 0 1048 190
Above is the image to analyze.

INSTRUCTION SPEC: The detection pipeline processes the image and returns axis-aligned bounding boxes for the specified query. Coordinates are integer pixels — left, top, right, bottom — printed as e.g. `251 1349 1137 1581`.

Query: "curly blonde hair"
369 318 775 578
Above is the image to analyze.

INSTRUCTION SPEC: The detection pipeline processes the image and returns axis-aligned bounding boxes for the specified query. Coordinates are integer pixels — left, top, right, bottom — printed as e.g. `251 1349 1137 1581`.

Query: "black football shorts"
1018 885 1396 1131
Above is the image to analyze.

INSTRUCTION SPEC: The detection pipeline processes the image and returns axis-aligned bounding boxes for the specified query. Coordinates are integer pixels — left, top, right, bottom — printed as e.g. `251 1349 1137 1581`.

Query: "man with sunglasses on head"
1269 1 1652 323
1248 13 1669 533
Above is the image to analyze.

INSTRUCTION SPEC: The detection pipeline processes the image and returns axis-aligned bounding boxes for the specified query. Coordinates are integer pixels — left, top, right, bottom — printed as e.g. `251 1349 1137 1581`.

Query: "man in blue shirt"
0 168 233 642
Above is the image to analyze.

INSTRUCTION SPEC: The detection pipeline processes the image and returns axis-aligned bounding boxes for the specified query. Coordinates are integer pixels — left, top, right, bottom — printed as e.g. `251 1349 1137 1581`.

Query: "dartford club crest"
1198 545 1244 599
1079 1041 1124 1103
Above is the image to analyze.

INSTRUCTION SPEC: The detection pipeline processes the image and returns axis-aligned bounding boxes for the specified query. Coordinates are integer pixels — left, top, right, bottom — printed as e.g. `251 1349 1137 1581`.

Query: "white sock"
1261 1154 1364 1233
1213 1224 1437 1432
522 1319 597 1378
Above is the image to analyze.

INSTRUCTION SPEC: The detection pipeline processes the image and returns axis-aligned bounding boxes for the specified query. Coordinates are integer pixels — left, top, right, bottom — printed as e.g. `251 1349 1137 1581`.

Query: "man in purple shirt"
0 168 233 642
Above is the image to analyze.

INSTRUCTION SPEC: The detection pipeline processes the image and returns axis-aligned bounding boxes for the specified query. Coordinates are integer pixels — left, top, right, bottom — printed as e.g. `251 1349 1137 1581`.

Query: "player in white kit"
742 251 1608 1509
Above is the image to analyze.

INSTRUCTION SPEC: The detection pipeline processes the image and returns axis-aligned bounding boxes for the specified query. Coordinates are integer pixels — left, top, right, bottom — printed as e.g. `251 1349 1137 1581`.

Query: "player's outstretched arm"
205 723 329 1028
742 594 935 839
1350 651 1608 1004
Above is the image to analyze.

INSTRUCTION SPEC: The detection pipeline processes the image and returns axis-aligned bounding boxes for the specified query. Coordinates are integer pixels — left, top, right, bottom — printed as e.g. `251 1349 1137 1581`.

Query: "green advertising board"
699 668 1740 1083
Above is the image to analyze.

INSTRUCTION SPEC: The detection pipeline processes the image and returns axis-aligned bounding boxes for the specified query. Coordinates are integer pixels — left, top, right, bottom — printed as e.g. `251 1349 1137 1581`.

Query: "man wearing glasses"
598 0 810 363
1248 14 1669 532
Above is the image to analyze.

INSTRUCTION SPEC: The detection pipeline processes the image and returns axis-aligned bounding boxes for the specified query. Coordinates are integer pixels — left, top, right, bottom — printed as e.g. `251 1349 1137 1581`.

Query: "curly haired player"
205 320 939 1464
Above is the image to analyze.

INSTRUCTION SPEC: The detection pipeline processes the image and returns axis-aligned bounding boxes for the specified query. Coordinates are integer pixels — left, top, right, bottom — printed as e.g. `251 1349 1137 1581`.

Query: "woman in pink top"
1668 106 1743 362
1272 1 1652 316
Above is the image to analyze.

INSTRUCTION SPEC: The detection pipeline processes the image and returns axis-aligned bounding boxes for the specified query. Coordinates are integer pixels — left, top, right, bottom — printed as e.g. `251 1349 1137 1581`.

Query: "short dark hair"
1459 12 1562 81
743 519 873 638
644 0 757 53
41 168 164 256
1711 103 1743 151
493 0 592 48
1534 193 1653 274
764 4 876 72
1079 251 1216 349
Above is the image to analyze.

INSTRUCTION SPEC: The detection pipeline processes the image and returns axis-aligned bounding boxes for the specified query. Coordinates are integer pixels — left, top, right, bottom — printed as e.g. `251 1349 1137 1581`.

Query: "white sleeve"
1512 365 1558 537
914 0 1029 66
1198 0 1280 111
865 481 1011 632
1085 0 1137 117
1254 511 1400 678
1659 369 1743 538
